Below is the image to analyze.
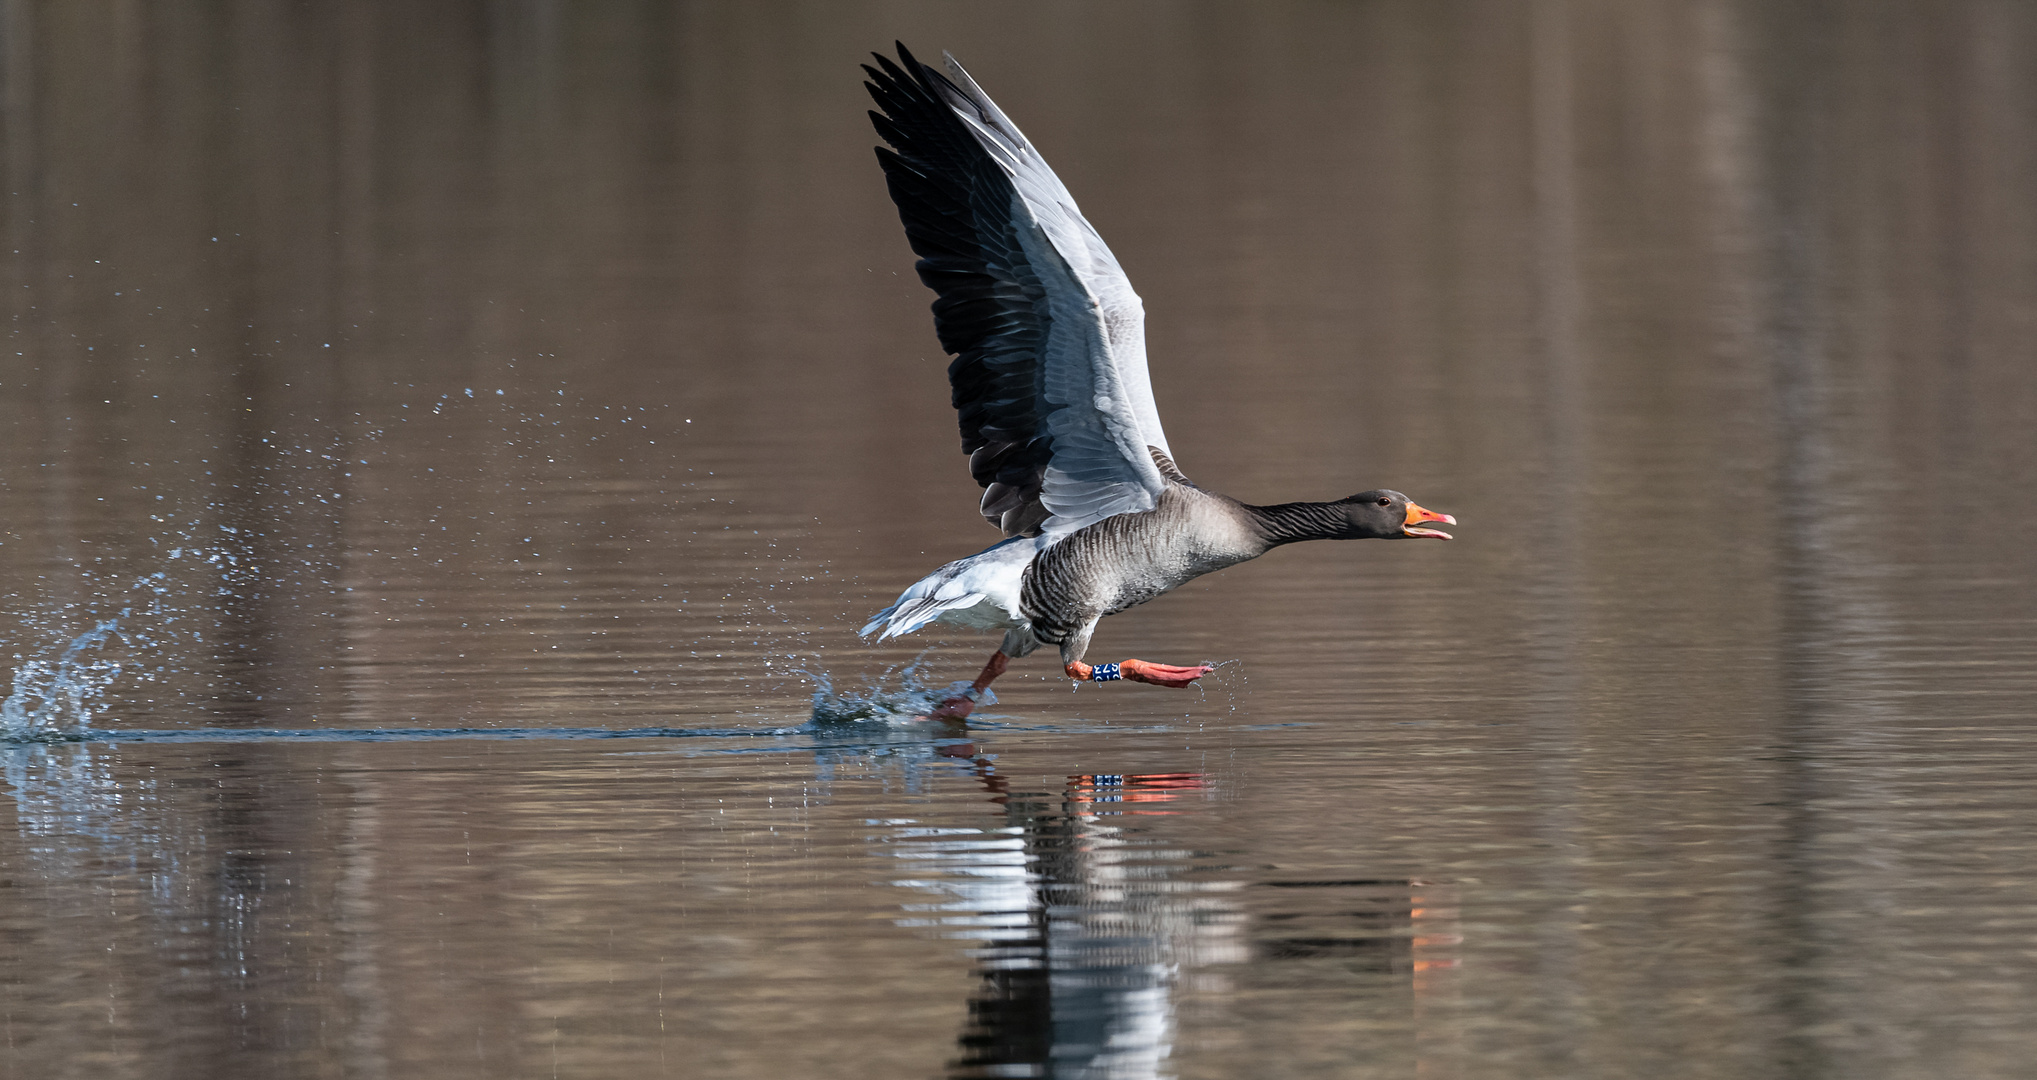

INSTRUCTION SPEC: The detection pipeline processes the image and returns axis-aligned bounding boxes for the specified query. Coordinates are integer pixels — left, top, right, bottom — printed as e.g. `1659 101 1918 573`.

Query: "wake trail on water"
1 532 989 745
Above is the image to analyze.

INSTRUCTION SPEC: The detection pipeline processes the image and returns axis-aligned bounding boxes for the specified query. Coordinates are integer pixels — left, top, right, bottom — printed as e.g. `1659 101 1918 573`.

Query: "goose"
858 44 1456 719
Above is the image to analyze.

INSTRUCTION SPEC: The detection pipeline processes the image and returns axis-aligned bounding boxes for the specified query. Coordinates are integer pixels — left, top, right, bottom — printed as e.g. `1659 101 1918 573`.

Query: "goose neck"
1246 501 1351 547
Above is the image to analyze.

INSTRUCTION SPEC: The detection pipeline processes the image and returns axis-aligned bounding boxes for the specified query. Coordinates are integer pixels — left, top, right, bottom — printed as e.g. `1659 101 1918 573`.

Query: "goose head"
1342 490 1456 539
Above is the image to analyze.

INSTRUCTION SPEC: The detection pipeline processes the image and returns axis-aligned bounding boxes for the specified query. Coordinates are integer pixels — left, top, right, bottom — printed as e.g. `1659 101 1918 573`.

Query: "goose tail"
860 536 1038 640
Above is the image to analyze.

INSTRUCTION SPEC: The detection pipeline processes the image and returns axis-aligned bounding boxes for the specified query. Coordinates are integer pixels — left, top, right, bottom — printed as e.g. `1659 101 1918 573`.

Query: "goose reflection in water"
875 764 1231 1080
863 742 1461 1080
952 769 1222 1080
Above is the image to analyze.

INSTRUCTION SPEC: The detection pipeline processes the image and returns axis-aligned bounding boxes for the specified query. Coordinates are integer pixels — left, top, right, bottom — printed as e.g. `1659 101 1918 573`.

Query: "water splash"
2 529 255 741
804 656 991 726
1 615 136 741
799 660 988 796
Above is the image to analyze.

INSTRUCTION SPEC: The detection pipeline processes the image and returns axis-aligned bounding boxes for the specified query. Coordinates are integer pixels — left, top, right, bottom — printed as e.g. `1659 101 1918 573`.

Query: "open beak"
1402 501 1456 539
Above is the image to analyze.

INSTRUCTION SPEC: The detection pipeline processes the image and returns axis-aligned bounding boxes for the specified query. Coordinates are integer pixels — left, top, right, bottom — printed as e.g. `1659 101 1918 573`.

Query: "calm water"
4 3 2036 1078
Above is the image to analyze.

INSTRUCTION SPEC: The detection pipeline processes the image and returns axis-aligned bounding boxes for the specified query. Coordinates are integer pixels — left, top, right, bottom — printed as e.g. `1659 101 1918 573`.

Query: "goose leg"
1065 658 1216 688
1060 623 1214 688
930 650 1009 720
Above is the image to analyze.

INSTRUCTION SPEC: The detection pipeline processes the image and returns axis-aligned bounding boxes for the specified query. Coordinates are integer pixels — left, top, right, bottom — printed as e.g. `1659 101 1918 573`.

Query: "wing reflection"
874 763 1244 1079
954 771 1244 1080
867 743 1464 1078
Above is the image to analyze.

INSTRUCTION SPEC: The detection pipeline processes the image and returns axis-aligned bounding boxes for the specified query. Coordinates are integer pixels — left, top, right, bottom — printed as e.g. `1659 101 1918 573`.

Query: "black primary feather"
865 43 1056 537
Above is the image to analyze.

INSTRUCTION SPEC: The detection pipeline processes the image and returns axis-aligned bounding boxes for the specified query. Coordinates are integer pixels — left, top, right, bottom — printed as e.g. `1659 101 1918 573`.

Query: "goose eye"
1376 497 1391 507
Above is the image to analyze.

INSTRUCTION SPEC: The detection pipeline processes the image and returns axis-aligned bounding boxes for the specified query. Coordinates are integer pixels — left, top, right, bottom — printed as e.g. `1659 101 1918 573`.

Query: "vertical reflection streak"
0 0 34 276
1748 2 1835 1072
335 761 387 1079
1696 3 1832 1069
1741 0 1913 1071
1527 0 1585 1066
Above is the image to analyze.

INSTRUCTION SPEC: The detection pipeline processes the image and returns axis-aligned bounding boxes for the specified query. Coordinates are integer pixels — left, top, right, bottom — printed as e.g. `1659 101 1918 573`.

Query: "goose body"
858 45 1454 709
864 469 1264 658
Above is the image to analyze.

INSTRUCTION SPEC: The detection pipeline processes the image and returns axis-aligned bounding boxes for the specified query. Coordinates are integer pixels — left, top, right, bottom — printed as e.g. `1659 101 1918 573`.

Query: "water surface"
4 3 2036 1078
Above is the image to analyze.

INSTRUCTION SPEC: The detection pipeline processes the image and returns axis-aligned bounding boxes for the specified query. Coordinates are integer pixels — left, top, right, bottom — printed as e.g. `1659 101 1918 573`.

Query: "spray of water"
804 654 991 726
1 615 135 741
1 532 248 742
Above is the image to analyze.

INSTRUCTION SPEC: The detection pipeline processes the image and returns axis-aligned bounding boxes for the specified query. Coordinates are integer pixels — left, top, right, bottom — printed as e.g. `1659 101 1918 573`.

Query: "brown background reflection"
3 3 2035 1078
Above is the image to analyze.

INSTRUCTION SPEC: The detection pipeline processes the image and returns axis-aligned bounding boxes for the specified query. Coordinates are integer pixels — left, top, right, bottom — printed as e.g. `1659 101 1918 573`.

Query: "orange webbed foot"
926 651 1010 721
1120 659 1215 688
1068 659 1215 688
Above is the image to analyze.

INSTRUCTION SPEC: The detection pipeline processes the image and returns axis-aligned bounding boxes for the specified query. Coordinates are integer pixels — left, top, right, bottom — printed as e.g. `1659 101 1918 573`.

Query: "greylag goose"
859 44 1455 718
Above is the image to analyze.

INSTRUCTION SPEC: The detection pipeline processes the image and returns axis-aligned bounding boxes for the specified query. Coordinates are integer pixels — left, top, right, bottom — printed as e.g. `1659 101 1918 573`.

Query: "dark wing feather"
865 43 1174 538
866 46 1054 536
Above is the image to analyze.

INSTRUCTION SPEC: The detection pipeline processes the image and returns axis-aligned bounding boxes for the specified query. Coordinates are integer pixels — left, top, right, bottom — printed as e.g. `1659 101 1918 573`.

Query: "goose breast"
1020 487 1263 637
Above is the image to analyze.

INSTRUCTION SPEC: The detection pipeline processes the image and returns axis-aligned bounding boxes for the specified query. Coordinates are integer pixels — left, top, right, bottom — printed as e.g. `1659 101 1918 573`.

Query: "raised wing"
864 43 1176 538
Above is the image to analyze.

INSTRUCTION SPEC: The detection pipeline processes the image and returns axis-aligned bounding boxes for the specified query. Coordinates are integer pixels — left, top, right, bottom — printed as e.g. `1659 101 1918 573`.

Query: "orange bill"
1402 501 1456 539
